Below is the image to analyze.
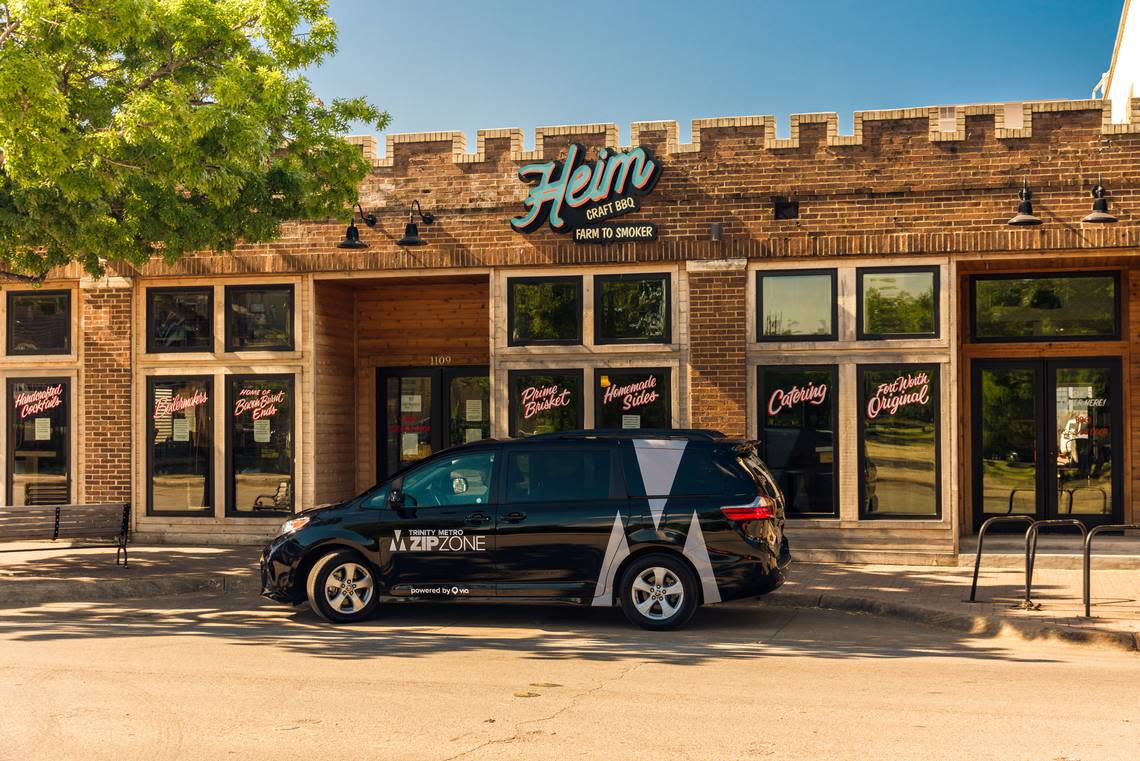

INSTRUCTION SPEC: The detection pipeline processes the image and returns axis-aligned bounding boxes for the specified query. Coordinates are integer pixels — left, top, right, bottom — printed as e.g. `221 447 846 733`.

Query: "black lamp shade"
1082 186 1117 223
1008 186 1042 226
337 221 369 249
397 221 426 246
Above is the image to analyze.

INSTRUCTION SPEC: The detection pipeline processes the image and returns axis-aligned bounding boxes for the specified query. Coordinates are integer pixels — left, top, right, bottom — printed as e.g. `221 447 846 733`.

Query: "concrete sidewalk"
0 543 261 606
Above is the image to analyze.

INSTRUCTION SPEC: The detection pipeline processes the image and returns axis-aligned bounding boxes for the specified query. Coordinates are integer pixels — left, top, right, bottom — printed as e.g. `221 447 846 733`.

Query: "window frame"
856 362 942 520
225 373 296 517
6 377 71 505
6 289 72 356
968 271 1122 344
506 275 583 347
756 364 840 518
855 265 941 341
146 375 214 517
507 368 585 437
146 286 215 354
594 366 673 430
593 272 672 345
755 268 838 342
224 284 296 352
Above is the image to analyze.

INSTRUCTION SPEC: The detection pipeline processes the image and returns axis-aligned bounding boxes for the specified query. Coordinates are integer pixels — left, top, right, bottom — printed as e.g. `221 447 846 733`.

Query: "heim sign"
510 143 662 242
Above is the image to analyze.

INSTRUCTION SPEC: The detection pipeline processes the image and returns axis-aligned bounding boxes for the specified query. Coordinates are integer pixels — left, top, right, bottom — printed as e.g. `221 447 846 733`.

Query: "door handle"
465 511 491 525
502 511 527 523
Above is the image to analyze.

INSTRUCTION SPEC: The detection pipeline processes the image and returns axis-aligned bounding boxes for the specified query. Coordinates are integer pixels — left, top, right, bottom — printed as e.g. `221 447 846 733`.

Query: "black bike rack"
1082 523 1140 617
1022 519 1088 610
969 515 1034 603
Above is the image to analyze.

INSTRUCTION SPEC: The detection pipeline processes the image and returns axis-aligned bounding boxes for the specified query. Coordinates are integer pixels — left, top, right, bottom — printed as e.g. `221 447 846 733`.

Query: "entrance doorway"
971 358 1122 529
377 367 490 480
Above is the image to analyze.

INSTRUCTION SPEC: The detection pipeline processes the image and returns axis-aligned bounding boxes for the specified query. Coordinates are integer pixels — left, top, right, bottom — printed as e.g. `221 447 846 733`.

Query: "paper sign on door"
253 418 271 443
465 399 483 422
172 418 190 442
401 394 421 413
34 417 51 441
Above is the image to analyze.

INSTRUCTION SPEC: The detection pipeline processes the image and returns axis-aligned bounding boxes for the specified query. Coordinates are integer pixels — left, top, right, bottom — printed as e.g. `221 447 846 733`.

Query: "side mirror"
388 489 403 508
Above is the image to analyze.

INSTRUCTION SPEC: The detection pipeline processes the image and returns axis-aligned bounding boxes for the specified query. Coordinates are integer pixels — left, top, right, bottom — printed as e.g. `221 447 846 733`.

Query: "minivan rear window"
661 444 755 498
506 450 614 503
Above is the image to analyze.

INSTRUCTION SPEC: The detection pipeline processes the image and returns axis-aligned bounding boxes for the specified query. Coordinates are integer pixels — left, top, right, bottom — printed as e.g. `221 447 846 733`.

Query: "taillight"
721 495 777 522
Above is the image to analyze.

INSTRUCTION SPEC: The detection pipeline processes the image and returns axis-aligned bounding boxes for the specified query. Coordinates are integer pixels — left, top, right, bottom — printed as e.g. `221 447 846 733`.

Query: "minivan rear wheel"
306 549 379 624
618 553 698 630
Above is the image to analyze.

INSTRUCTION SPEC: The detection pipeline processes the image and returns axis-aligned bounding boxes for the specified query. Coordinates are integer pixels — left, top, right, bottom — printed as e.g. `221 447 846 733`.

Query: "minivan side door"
378 447 500 598
495 442 627 600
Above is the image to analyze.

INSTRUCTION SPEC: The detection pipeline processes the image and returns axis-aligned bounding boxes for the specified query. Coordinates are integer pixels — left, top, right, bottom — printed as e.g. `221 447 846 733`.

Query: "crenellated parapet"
347 98 1140 168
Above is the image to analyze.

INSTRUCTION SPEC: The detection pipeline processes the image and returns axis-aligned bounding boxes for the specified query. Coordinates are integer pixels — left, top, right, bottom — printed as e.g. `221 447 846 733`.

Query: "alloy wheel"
324 562 374 614
631 566 684 621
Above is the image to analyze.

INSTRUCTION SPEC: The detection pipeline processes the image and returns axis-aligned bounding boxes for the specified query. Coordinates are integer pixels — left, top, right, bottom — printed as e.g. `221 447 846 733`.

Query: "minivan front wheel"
618 553 698 630
306 550 380 624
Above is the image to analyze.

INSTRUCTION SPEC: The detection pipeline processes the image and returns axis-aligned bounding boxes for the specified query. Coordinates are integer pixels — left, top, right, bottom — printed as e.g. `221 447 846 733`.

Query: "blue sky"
305 0 1125 149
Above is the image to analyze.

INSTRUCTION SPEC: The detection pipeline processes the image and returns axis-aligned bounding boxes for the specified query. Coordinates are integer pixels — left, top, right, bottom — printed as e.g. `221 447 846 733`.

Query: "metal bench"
0 503 131 565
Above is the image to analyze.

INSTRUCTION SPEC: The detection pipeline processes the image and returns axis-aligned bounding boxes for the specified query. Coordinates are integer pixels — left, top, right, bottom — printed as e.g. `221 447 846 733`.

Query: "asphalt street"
0 594 1137 761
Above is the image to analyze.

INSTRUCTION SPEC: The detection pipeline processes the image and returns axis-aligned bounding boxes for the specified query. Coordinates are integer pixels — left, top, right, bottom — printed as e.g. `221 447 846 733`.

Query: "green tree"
0 0 387 280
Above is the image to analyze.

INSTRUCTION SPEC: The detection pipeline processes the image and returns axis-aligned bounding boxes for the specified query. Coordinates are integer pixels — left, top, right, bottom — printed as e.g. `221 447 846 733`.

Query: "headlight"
280 515 311 535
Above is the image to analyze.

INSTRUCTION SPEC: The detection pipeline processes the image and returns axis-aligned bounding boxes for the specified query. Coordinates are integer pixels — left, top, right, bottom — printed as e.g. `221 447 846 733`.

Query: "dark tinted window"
7 291 70 355
595 274 670 343
972 274 1118 340
508 277 581 345
670 445 754 497
508 370 583 437
149 378 212 514
7 379 69 505
147 288 213 352
759 365 837 516
596 369 671 429
757 270 836 340
226 285 294 351
858 267 938 339
228 375 294 514
505 450 613 503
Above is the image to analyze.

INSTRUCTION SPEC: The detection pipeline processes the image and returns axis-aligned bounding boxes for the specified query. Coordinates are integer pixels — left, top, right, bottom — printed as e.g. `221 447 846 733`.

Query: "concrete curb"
0 571 260 608
760 590 1140 653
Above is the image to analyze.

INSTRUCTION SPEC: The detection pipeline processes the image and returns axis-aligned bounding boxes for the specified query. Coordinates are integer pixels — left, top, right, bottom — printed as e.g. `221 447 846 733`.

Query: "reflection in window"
228 376 294 514
509 371 582 436
595 274 670 343
8 380 69 505
596 369 671 429
757 271 836 339
506 450 611 503
859 268 938 338
760 366 837 517
149 378 212 514
508 277 581 344
401 451 494 507
973 274 1117 340
226 285 294 351
448 375 490 448
147 288 213 352
7 291 71 355
860 364 940 518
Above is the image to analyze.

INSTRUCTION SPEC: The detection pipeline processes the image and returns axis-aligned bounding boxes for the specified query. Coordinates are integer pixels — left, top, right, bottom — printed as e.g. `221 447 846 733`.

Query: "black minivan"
260 430 791 629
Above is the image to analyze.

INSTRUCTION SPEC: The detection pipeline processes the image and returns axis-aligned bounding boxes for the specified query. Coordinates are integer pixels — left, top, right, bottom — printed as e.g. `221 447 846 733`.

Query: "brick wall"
687 265 747 436
80 284 132 503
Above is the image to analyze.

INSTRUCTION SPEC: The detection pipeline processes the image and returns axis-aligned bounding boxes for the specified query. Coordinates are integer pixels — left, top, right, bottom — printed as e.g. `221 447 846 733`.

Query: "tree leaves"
0 0 389 279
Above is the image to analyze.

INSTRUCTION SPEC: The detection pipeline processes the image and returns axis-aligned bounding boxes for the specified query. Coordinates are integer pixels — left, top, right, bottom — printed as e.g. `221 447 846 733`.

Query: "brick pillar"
80 278 133 503
687 260 747 436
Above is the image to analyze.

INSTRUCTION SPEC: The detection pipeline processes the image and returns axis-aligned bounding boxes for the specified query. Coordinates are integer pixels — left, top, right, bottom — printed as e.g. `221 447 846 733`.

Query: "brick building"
5 97 1140 561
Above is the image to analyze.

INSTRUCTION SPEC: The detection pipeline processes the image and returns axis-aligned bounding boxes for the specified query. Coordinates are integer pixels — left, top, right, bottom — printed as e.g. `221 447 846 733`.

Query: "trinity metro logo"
389 529 486 552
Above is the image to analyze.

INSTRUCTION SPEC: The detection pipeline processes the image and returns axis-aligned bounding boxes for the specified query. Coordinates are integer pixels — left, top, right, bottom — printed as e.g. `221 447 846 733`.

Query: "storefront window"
147 287 213 352
148 378 212 515
859 364 940 518
225 285 294 351
595 273 670 343
7 379 69 505
508 370 583 436
596 369 671 429
7 291 71 355
227 375 294 514
757 270 837 340
507 277 582 345
759 366 838 517
857 267 939 339
972 273 1118 341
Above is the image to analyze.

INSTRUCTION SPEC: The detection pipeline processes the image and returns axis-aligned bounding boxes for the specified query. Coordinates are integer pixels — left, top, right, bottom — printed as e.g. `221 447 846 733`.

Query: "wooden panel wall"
313 282 357 505
354 278 490 491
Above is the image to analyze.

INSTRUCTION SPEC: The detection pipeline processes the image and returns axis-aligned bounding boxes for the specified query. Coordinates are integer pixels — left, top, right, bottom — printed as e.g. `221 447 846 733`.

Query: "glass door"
377 366 489 480
972 358 1121 529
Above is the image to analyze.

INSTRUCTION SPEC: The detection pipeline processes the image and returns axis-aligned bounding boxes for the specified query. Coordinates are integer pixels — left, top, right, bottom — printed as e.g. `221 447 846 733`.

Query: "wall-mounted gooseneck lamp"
1007 180 1043 226
1082 181 1118 224
397 200 435 247
337 203 378 249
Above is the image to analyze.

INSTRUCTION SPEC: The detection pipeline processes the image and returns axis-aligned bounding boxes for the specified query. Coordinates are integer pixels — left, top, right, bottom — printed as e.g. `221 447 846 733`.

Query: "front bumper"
260 535 307 604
